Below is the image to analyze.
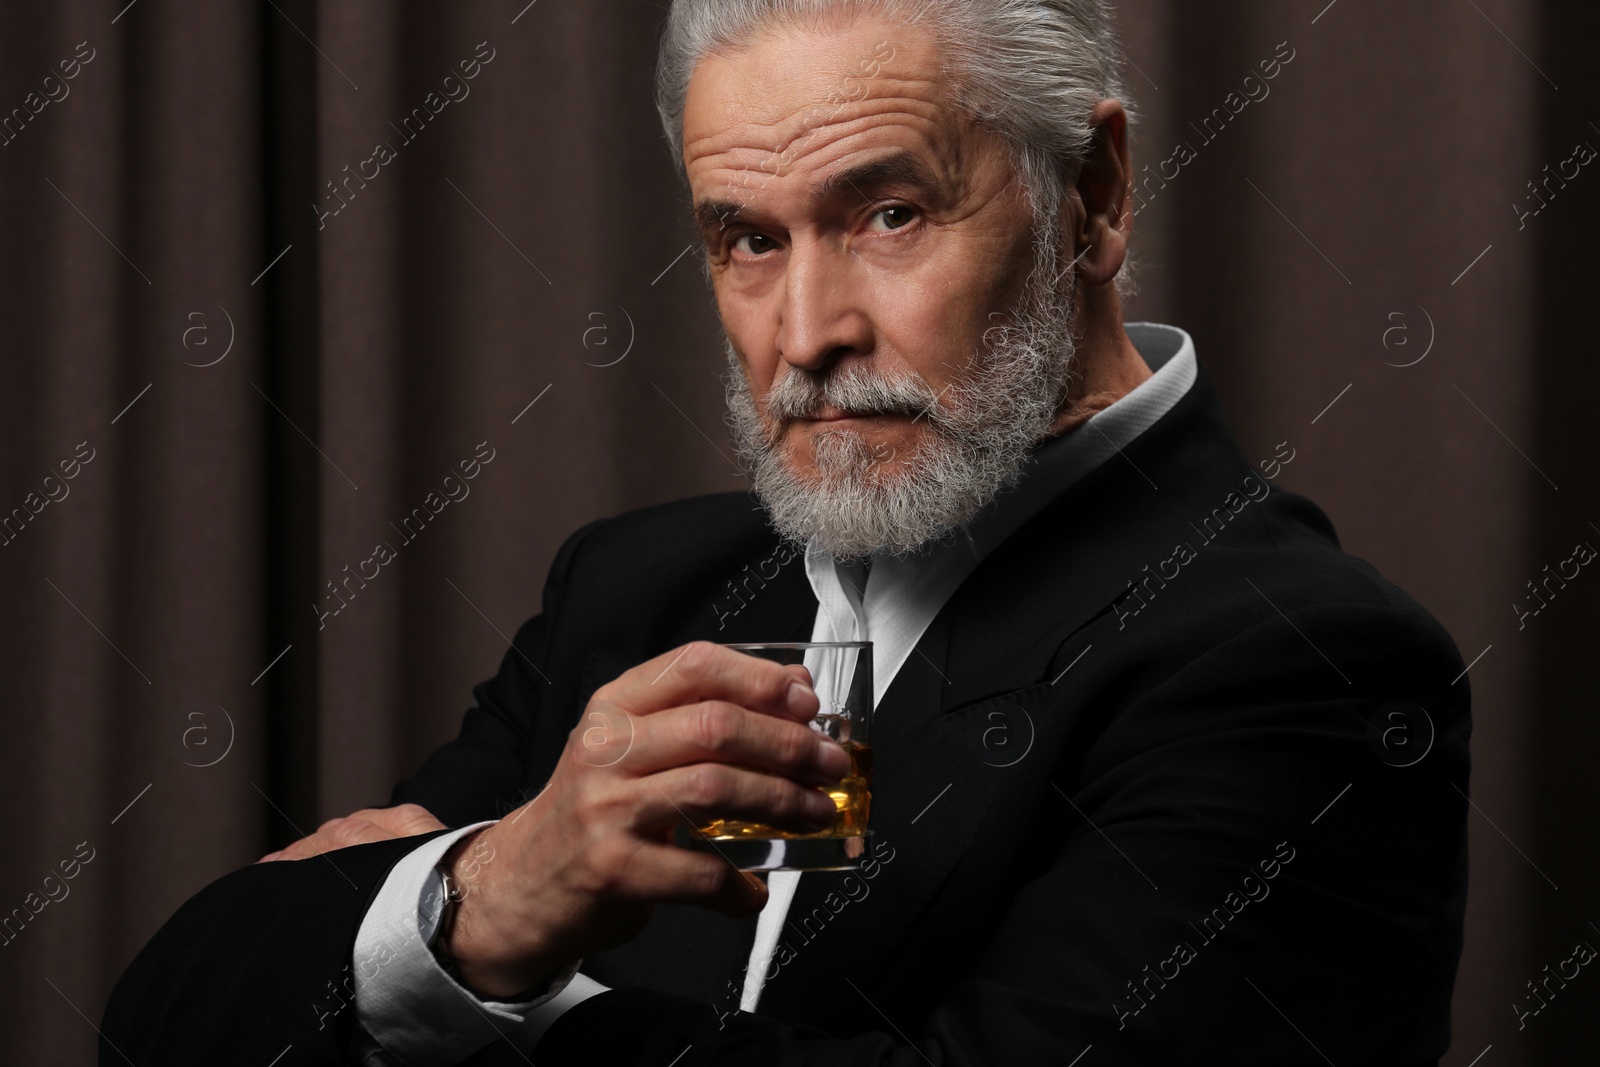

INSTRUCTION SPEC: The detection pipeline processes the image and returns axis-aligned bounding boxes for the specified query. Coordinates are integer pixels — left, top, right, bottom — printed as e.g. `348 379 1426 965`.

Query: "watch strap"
426 863 557 1003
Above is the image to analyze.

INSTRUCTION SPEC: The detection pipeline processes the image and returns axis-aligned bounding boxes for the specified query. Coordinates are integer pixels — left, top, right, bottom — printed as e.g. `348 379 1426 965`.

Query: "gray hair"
655 0 1134 235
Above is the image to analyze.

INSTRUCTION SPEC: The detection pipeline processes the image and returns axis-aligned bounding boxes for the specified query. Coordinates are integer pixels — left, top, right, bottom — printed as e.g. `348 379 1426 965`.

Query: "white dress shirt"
353 323 1198 1063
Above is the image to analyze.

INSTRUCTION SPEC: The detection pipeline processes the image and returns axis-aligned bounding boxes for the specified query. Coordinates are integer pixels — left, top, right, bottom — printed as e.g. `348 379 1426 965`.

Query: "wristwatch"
418 863 464 952
420 863 560 1003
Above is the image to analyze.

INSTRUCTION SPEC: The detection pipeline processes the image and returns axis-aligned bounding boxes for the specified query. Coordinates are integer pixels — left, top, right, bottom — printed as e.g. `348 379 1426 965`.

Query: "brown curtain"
0 0 1587 1062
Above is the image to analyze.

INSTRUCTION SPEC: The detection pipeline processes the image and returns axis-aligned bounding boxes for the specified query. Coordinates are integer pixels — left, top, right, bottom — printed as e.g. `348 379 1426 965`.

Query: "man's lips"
802 407 918 423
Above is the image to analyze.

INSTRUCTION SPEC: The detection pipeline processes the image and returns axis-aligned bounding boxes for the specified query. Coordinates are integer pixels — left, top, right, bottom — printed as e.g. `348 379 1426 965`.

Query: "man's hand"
441 641 852 999
257 803 447 863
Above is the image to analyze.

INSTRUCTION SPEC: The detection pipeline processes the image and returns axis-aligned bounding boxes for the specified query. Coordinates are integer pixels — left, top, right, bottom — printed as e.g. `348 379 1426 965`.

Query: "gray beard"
724 229 1077 561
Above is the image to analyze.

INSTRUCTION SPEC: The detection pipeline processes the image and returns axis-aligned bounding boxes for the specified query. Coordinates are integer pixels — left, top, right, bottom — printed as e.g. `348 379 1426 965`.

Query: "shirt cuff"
352 820 606 1063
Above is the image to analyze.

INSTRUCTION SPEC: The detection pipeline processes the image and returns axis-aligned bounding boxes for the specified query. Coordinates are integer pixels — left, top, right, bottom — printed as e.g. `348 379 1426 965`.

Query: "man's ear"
1062 99 1132 288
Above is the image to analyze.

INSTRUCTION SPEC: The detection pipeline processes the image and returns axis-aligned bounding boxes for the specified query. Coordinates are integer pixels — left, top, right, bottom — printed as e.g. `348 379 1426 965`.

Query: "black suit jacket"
102 360 1470 1065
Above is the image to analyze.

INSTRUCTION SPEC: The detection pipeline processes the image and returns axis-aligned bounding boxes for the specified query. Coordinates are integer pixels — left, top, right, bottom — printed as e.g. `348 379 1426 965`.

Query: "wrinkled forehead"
680 15 973 191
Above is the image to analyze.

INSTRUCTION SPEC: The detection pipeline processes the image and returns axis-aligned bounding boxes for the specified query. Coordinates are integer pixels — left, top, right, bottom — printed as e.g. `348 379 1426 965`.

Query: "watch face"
419 867 448 944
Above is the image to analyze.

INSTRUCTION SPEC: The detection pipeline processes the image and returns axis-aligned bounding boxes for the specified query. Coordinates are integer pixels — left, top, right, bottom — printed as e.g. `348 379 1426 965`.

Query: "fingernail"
258 852 281 863
786 680 815 716
814 739 850 779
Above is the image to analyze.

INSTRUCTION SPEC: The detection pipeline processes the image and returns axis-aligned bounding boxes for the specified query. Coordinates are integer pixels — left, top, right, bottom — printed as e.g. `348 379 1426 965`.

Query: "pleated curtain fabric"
0 1 1593 1063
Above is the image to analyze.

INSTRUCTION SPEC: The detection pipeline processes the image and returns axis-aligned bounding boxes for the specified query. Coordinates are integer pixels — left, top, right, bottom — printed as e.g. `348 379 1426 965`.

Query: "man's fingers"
599 840 769 916
705 869 769 917
601 641 818 724
264 817 376 862
257 803 445 863
347 802 447 837
628 763 839 837
624 699 850 785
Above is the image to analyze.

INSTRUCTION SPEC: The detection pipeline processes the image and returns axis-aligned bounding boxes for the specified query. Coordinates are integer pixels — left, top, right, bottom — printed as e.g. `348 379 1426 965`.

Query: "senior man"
102 1 1470 1064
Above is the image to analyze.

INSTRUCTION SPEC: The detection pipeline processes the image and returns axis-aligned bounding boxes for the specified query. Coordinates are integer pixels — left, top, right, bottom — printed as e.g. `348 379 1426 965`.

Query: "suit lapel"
938 360 1255 711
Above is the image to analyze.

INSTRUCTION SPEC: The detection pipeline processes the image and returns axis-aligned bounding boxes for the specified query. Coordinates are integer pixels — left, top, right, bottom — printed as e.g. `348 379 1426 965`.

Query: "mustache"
763 363 943 424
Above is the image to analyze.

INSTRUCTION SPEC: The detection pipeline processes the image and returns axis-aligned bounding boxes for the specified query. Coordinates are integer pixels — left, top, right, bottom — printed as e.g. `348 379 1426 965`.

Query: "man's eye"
868 205 917 232
734 234 779 256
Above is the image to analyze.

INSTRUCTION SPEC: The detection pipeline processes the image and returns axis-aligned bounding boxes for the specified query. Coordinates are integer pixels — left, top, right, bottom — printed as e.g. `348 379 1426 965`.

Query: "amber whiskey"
694 738 873 839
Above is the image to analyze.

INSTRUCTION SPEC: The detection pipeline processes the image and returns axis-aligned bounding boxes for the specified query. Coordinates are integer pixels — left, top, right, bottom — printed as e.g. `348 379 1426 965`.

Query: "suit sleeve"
519 598 1470 1066
98 832 458 1066
98 519 610 1066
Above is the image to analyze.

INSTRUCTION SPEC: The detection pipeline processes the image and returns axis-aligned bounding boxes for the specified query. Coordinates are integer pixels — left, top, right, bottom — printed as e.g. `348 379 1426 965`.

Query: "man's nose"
775 242 872 372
